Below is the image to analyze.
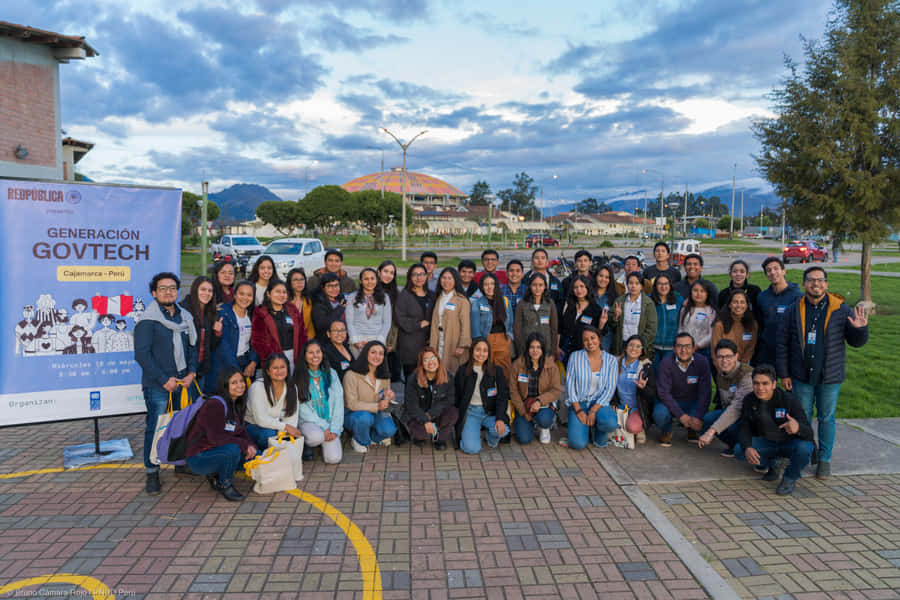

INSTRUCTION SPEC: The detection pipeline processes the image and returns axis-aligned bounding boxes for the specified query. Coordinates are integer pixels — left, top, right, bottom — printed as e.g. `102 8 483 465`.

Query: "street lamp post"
382 128 427 261
641 168 664 240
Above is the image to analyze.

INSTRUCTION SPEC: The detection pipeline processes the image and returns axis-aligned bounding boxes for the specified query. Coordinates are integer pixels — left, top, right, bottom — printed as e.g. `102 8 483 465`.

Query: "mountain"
209 183 286 223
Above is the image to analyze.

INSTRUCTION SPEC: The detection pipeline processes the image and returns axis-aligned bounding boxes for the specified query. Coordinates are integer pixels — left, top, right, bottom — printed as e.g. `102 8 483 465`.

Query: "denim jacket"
470 294 513 340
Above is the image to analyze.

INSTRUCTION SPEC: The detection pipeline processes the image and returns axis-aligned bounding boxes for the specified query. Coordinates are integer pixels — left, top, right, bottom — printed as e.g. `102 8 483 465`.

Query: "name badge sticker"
696 312 707 321
807 330 817 344
742 333 753 341
539 315 550 325
627 372 638 380
686 376 698 384
580 315 593 324
480 305 491 312
284 316 293 325
487 387 497 397
517 373 529 383
729 384 737 393
224 422 236 432
550 283 558 291
777 305 786 314
340 360 349 369
445 303 456 311
666 304 677 310
775 408 787 419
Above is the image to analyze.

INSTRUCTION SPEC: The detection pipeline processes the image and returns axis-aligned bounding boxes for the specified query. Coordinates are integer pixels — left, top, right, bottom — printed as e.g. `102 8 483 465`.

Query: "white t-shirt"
470 365 484 407
236 313 252 356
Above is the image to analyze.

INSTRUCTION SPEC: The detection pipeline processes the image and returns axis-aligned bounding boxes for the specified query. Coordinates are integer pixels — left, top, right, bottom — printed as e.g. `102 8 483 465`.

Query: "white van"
248 238 326 279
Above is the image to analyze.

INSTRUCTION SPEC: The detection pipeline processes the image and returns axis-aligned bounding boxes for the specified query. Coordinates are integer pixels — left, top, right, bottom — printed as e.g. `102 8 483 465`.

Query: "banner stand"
62 417 133 469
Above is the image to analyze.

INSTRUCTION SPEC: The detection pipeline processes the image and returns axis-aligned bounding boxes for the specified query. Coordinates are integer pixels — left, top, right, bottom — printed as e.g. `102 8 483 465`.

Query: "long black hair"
286 267 309 303
295 339 333 404
248 255 280 284
718 288 755 333
565 274 596 308
262 279 289 314
523 272 549 304
215 365 248 421
404 263 428 293
650 273 677 305
464 336 495 376
680 279 716 327
524 331 547 373
353 267 387 306
377 260 399 304
181 275 218 329
478 272 506 323
593 265 618 306
261 352 298 416
348 340 391 379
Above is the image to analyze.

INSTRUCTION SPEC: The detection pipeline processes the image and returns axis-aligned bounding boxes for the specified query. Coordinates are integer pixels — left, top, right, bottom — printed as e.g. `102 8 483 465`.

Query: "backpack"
156 395 228 465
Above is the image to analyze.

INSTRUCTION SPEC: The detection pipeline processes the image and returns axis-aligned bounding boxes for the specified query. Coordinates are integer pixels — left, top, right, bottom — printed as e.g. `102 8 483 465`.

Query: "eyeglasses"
422 356 439 363
674 343 694 349
157 285 178 292
805 277 827 284
412 272 427 278
626 343 643 349
330 328 347 334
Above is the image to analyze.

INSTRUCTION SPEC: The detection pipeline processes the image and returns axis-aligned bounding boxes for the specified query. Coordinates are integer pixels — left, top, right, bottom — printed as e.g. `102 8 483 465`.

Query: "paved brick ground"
642 474 900 599
0 415 708 599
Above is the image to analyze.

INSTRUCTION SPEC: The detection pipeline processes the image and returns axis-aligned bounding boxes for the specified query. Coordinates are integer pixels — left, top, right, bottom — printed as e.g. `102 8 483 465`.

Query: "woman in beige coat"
429 267 471 374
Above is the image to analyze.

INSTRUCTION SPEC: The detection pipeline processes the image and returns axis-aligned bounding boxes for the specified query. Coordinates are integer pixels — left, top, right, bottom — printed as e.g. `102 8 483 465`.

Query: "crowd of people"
134 242 868 501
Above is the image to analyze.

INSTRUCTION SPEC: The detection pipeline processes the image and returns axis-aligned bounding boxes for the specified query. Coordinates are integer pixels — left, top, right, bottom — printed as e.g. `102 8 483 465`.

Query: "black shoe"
811 446 818 465
762 467 780 482
145 472 161 495
206 474 219 491
500 434 512 444
719 446 735 458
434 440 447 451
413 439 426 447
175 464 194 475
815 461 831 479
302 446 315 462
219 485 245 502
776 477 797 496
394 435 408 447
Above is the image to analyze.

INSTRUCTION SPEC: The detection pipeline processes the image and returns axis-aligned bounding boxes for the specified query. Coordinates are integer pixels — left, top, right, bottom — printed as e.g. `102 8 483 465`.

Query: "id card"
729 384 737 393
445 303 456 311
807 330 817 344
550 283 558 291
775 408 787 420
539 315 550 325
742 333 753 341
777 305 786 314
224 422 236 432
666 304 677 310
487 387 497 397
696 312 707 321
517 373 529 383
285 316 293 325
580 315 593 324
686 376 698 384
340 360 349 370
480 305 491 312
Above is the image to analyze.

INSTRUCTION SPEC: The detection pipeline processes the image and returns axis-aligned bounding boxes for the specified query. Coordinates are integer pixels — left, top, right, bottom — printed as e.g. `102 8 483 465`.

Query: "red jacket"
251 303 307 364
185 396 254 457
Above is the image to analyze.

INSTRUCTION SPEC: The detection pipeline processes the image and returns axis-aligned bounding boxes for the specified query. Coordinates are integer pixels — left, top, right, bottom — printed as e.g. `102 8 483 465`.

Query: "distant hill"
209 183 286 223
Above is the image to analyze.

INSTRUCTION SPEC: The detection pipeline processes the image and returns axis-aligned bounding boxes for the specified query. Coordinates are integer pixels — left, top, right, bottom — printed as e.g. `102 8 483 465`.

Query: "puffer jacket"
776 292 868 384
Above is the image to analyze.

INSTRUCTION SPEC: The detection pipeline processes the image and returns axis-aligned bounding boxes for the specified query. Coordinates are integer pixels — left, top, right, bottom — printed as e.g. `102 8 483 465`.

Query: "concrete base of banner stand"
63 439 133 469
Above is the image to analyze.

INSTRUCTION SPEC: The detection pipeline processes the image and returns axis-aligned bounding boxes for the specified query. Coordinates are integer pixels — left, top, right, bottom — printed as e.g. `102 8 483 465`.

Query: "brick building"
0 21 96 180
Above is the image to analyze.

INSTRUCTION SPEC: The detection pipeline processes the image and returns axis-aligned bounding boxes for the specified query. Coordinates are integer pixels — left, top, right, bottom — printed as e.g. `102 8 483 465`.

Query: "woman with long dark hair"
403 347 458 450
650 274 684 368
250 279 306 371
295 340 344 464
286 268 316 341
346 267 392 354
245 352 301 450
180 275 223 392
210 281 258 386
248 255 279 307
454 338 509 453
678 280 717 365
378 260 402 382
394 263 434 377
610 272 657 358
470 272 513 378
717 259 761 311
508 332 562 445
565 326 618 449
429 267 471 374
593 265 618 351
343 341 397 452
322 319 354 381
560 274 606 365
211 260 236 307
712 289 758 364
613 334 656 444
184 366 257 501
513 273 559 359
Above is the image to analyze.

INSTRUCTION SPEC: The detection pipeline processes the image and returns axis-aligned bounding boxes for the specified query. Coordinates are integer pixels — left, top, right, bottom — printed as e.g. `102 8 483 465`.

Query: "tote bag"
267 431 304 481
244 447 296 494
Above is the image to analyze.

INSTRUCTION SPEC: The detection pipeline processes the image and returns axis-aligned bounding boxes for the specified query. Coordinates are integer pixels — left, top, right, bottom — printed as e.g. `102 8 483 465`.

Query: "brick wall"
0 61 57 167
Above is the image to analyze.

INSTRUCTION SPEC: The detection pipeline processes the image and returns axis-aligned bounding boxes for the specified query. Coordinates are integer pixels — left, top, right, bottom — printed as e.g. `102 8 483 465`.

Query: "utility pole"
383 128 427 261
683 183 688 237
740 188 744 237
642 188 647 239
730 163 736 239
200 181 209 274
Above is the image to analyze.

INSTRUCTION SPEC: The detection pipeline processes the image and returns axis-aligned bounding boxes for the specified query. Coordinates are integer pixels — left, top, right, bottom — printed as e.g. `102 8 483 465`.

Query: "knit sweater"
656 353 712 419
345 295 392 345
245 380 299 431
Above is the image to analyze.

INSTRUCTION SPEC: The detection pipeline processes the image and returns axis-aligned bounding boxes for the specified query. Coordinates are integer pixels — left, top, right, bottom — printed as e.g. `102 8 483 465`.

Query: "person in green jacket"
610 272 658 358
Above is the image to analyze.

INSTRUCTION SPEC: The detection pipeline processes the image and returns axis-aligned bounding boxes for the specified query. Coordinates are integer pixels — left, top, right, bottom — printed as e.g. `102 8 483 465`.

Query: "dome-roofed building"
342 168 467 210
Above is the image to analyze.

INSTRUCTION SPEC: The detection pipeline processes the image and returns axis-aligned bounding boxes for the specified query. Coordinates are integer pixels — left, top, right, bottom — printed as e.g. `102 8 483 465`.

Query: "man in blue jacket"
134 272 198 495
654 332 712 447
776 266 868 479
755 257 803 367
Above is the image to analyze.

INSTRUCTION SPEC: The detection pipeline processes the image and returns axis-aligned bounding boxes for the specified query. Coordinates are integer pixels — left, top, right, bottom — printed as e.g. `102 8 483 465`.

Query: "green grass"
707 269 899 418
833 262 900 273
181 250 203 277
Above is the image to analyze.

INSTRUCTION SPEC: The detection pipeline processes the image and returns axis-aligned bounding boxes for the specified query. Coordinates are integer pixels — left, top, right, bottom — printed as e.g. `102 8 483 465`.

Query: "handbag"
610 405 636 450
149 380 202 465
243 447 296 494
267 430 304 481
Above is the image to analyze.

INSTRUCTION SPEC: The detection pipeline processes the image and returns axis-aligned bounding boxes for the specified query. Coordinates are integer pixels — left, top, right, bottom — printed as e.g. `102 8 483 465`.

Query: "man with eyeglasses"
698 339 753 457
654 332 711 447
474 249 507 286
776 266 868 479
134 272 198 496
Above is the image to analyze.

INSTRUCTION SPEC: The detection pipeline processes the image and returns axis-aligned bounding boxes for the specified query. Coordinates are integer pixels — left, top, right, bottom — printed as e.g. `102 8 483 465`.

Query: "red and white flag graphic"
92 294 134 316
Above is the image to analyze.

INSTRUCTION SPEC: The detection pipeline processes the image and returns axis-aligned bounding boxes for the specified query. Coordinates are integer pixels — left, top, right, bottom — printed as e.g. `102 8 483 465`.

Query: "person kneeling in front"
739 365 814 496
403 347 459 450
184 367 257 501
343 341 397 453
565 326 619 449
454 338 510 453
654 332 711 446
508 332 562 445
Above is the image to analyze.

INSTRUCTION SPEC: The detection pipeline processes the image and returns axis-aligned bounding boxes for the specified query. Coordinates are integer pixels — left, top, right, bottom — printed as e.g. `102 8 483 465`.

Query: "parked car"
672 239 702 266
209 234 266 274
783 240 828 264
247 238 327 280
524 233 560 248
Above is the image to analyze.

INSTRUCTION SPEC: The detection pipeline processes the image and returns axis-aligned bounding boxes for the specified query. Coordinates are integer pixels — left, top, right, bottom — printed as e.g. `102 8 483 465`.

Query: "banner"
0 179 181 426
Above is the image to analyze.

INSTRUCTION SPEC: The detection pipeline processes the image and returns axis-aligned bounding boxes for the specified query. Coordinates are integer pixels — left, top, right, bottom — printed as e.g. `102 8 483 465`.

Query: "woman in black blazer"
454 337 510 453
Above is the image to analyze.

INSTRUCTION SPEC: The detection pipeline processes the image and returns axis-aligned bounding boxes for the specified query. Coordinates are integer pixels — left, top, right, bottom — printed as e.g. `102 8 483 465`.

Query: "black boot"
302 446 315 461
206 474 219 492
175 464 194 475
219 484 245 502
145 472 161 495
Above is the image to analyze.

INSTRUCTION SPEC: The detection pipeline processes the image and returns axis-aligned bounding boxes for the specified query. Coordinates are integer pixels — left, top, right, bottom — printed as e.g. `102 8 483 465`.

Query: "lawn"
834 262 900 273
706 269 899 419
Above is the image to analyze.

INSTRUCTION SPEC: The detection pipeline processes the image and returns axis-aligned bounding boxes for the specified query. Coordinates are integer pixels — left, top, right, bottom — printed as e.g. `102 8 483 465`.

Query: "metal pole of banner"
201 181 209 274
94 417 113 456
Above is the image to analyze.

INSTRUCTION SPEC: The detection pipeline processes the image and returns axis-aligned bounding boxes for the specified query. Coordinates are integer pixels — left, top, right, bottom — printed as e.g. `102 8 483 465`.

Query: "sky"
10 0 833 206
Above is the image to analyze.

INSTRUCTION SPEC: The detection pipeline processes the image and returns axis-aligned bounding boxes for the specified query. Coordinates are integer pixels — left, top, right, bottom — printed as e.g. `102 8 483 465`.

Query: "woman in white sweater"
345 268 392 355
677 280 718 366
244 352 301 450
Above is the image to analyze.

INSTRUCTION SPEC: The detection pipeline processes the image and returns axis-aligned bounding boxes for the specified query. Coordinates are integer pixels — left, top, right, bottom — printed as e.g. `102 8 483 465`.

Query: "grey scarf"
142 300 197 372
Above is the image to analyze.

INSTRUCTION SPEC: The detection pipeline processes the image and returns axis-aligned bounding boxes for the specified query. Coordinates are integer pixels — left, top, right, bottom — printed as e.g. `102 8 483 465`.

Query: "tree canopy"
574 197 610 214
497 172 538 218
753 0 900 305
468 180 491 206
347 189 412 249
255 201 299 235
182 191 220 244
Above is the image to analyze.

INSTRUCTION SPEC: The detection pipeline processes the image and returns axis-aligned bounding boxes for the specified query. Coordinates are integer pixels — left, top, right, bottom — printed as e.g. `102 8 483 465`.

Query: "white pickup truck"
210 234 267 274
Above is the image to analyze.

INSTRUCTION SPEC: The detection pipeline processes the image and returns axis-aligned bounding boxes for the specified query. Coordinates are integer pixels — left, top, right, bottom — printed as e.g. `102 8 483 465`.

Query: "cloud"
312 14 408 51
271 0 430 21
459 11 539 36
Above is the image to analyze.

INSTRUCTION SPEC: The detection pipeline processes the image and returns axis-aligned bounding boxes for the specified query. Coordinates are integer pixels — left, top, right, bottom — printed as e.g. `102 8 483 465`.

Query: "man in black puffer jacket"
776 266 868 480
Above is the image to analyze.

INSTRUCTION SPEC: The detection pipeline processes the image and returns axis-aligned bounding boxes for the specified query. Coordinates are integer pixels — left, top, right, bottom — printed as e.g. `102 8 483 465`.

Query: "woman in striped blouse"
565 325 619 450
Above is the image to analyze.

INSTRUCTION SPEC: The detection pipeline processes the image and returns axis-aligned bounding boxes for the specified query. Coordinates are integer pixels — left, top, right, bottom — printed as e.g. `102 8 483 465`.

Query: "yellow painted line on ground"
0 573 113 599
0 463 383 599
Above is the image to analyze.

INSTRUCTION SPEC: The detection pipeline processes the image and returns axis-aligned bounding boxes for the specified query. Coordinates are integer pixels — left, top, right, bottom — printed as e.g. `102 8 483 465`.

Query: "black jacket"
323 340 353 381
393 289 434 366
311 293 346 340
611 359 656 431
403 372 455 425
718 282 761 312
560 301 604 357
776 293 868 384
179 297 218 377
739 387 813 449
453 364 510 443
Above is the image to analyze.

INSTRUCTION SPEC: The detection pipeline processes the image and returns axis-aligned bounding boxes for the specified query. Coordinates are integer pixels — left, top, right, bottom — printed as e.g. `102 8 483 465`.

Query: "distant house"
0 21 97 181
546 211 661 236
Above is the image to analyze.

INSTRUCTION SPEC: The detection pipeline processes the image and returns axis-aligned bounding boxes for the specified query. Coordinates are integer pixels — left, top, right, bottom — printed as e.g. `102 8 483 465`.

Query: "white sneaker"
378 437 392 447
539 427 551 444
636 431 646 444
351 439 368 454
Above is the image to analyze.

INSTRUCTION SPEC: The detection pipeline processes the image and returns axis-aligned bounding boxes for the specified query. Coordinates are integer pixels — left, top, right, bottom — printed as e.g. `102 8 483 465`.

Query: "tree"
695 218 710 229
753 0 900 308
468 180 491 206
347 189 412 250
717 215 735 231
496 172 538 217
256 201 300 235
296 185 351 246
574 197 610 214
182 191 220 245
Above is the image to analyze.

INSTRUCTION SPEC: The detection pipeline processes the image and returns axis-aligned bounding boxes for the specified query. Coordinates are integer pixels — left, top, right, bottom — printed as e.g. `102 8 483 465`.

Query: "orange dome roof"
342 169 466 198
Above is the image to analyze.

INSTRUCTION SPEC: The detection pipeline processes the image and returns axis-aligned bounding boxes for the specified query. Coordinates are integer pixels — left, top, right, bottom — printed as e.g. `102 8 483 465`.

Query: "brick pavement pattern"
642 475 900 599
0 415 708 599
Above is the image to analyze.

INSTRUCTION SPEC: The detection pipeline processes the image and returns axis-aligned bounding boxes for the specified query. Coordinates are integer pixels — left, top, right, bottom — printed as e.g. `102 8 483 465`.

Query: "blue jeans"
567 405 618 449
186 443 246 487
244 423 279 451
702 409 740 447
792 381 841 463
751 437 814 480
142 382 198 472
345 410 397 447
653 399 699 434
460 405 509 454
514 406 555 444
653 348 673 371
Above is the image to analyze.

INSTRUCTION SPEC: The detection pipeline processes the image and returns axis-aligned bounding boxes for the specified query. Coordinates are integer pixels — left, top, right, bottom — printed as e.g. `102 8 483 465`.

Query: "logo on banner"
90 391 101 411
92 294 134 316
67 191 82 205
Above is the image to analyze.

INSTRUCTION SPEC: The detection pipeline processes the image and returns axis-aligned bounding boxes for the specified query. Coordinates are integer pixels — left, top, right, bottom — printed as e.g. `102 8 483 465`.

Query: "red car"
783 240 828 264
525 233 560 248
